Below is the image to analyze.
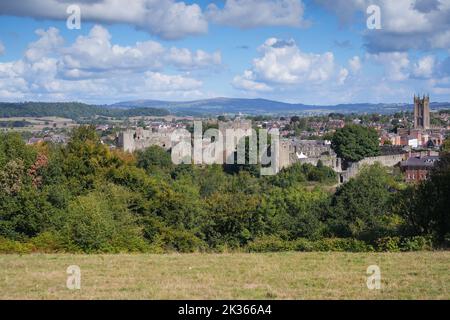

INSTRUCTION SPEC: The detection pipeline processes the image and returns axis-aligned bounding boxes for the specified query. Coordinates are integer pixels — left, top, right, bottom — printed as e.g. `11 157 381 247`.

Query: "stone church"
414 94 430 130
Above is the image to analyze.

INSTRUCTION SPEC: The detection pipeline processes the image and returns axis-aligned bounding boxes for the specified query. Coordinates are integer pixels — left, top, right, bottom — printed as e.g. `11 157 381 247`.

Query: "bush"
247 237 374 253
376 236 433 252
158 229 206 253
30 232 68 253
61 185 148 253
376 237 401 252
312 238 374 252
0 237 34 254
246 236 293 252
400 236 433 251
292 238 315 252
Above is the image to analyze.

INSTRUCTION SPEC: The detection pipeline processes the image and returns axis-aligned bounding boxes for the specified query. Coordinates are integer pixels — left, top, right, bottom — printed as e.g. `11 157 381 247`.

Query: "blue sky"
0 0 449 105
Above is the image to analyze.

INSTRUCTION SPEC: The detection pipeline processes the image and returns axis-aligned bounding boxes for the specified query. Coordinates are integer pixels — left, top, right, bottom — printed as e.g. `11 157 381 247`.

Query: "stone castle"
118 94 438 182
118 127 172 153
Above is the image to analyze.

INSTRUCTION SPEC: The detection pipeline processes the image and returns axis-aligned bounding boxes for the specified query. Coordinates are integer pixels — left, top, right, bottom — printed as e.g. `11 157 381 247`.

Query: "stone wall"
340 154 405 183
118 128 172 153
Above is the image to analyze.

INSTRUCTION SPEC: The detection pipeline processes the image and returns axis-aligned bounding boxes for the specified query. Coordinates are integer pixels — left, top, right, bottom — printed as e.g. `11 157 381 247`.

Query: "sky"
0 0 449 105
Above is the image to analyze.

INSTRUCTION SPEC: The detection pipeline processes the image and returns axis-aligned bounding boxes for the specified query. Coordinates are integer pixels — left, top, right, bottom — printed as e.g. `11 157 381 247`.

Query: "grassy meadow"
0 252 449 300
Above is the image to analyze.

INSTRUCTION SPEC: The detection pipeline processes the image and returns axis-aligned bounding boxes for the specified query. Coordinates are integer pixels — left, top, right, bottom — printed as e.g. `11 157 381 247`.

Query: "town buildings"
401 155 440 183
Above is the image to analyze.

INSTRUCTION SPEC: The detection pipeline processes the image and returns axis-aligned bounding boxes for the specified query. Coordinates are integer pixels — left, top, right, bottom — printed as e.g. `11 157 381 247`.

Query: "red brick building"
400 156 440 183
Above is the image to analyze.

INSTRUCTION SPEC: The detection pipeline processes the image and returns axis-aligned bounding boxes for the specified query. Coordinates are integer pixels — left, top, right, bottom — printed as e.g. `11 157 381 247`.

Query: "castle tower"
414 94 430 130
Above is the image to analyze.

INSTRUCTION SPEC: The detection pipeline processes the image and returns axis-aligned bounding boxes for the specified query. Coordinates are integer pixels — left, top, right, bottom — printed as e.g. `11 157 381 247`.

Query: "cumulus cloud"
58 25 221 79
369 52 410 81
349 56 362 73
232 71 273 92
0 0 310 38
338 68 349 84
0 0 208 40
412 55 435 78
207 0 307 28
232 38 346 92
0 26 218 102
315 0 450 52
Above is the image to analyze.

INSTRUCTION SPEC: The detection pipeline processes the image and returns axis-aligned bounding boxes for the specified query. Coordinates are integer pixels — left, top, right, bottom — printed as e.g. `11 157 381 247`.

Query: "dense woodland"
0 102 169 120
0 126 449 253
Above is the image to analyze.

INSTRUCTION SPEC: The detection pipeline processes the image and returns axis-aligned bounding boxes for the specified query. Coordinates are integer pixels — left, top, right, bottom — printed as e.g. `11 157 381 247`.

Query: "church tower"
414 94 430 130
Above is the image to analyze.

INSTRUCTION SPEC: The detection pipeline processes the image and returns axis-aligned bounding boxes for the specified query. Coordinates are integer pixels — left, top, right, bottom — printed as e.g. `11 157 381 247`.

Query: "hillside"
0 102 170 119
113 98 450 115
1 99 449 118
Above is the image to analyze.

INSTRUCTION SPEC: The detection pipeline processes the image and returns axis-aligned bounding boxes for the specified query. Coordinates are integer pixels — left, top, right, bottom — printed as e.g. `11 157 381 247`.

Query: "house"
400 156 440 183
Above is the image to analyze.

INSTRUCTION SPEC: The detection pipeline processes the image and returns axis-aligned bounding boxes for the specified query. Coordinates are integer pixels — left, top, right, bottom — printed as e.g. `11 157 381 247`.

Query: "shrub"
246 236 293 252
158 229 206 253
0 237 34 254
247 237 374 253
308 238 372 252
61 185 147 253
376 237 401 252
30 232 68 253
312 238 374 252
400 236 433 251
376 236 433 252
292 238 315 252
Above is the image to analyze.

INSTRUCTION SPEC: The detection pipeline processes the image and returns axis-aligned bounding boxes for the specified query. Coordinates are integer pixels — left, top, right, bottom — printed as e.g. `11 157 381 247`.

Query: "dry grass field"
0 252 448 300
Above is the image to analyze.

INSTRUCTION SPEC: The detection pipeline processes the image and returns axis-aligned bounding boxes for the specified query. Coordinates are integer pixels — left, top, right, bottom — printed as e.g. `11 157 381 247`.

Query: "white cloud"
167 48 222 70
316 0 450 52
233 38 339 92
0 26 216 102
25 28 64 62
412 55 435 78
0 0 208 40
338 68 349 84
58 26 220 78
349 56 362 73
144 72 202 91
207 0 306 28
232 71 273 92
369 52 410 81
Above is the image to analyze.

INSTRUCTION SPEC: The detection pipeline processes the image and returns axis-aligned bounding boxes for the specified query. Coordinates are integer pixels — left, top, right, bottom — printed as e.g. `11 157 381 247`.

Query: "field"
0 116 76 131
0 252 449 300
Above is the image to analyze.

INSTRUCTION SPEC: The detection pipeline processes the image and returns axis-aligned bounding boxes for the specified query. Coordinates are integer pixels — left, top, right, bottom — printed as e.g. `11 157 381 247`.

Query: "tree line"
0 126 449 253
0 102 169 120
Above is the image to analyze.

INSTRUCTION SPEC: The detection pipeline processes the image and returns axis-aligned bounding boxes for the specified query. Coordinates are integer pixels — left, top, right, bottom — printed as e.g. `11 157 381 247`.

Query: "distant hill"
1 99 449 119
0 102 169 119
112 98 450 116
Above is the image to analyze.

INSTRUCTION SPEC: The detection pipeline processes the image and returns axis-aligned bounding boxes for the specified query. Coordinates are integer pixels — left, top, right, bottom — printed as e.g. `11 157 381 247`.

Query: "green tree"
260 186 328 240
61 185 147 252
327 164 400 241
331 125 380 163
137 145 173 173
0 132 37 168
395 153 450 245
202 192 262 248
